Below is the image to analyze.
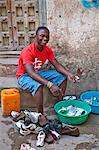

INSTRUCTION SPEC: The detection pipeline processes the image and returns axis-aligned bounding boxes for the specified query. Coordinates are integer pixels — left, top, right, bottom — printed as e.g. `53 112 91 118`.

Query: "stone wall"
0 64 17 77
0 0 99 96
46 0 99 95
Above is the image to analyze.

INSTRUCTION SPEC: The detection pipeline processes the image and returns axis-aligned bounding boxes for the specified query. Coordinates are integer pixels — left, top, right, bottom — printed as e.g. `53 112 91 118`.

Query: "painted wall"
46 0 99 95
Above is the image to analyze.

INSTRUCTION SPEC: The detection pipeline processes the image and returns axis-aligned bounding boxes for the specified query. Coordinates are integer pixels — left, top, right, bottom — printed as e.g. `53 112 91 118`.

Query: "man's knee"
60 78 67 86
35 85 44 95
64 79 67 84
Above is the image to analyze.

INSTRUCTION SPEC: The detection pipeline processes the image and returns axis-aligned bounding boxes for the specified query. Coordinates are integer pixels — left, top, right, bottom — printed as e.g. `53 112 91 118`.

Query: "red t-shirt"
16 43 55 79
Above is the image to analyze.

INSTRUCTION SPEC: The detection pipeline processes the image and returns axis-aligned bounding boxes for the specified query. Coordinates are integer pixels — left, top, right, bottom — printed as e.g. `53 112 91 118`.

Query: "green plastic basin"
54 99 91 125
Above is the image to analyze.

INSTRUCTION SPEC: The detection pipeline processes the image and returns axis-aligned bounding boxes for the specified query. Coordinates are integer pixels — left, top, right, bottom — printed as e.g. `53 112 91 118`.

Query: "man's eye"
40 35 44 37
39 35 49 39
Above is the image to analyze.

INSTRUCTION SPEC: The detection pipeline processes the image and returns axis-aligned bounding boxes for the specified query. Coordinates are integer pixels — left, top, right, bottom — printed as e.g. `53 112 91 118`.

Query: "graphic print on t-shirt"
33 58 42 71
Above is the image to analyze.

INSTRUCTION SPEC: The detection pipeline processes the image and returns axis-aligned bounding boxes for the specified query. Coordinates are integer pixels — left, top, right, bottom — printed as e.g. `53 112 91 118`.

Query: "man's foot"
46 106 56 116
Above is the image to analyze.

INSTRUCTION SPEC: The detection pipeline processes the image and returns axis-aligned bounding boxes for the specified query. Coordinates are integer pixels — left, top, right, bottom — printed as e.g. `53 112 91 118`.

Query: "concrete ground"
0 106 99 150
0 77 99 150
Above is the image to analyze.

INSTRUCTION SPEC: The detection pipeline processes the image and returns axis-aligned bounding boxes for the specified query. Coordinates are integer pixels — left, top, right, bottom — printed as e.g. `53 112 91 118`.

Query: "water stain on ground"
1 120 12 125
7 127 36 150
75 141 99 150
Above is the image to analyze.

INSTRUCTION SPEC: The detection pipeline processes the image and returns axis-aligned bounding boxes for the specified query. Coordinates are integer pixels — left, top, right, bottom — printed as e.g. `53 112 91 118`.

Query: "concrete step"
0 51 20 65
0 77 18 89
0 51 21 55
0 58 18 65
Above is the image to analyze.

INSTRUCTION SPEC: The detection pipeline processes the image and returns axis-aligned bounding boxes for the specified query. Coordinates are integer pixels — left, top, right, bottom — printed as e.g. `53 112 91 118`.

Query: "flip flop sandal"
24 116 32 126
36 131 46 147
22 123 36 130
45 132 54 144
20 143 36 150
13 112 26 122
38 115 49 127
24 111 42 124
43 123 50 134
42 124 54 144
11 111 20 118
20 127 32 136
61 126 80 137
15 120 25 130
50 130 61 140
63 95 77 100
32 126 43 134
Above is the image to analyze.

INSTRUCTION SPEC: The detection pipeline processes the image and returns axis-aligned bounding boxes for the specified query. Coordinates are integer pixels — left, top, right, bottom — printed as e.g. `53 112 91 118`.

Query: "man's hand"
49 85 63 97
68 73 80 83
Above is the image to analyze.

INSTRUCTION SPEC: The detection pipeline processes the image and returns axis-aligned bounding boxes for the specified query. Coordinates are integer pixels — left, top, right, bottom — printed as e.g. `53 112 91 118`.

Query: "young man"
16 26 77 114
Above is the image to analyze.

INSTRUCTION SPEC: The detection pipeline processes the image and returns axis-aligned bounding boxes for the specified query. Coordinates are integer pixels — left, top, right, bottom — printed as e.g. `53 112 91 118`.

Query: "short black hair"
36 26 49 35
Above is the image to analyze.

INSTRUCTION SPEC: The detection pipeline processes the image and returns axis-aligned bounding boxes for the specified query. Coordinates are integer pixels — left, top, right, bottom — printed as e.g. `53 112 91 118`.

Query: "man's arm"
25 64 48 86
50 58 76 81
24 63 62 96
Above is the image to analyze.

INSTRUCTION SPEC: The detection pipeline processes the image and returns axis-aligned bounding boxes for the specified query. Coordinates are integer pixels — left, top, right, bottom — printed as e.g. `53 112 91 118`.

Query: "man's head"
36 26 50 47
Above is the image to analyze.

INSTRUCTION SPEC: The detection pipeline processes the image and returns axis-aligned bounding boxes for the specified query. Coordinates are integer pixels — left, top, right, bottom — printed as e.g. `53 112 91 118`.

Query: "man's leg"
37 70 67 105
33 85 44 114
59 78 67 99
18 74 44 113
52 79 67 105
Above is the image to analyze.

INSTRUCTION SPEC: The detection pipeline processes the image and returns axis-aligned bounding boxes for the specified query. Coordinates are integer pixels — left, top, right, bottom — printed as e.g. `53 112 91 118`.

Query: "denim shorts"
18 70 67 96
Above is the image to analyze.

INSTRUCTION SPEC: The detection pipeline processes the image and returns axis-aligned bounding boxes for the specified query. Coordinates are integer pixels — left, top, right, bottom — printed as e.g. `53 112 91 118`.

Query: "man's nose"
43 38 48 43
43 36 48 40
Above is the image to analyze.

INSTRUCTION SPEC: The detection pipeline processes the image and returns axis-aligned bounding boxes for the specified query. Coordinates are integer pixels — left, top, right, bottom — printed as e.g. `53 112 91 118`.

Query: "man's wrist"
47 81 53 89
67 71 71 76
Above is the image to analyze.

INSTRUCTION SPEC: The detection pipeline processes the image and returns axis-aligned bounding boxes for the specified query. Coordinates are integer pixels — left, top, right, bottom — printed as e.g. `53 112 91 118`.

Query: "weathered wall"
0 64 17 77
46 0 99 95
0 0 99 96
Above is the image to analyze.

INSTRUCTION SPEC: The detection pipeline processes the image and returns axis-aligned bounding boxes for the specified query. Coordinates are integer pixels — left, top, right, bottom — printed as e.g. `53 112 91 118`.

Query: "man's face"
36 29 49 46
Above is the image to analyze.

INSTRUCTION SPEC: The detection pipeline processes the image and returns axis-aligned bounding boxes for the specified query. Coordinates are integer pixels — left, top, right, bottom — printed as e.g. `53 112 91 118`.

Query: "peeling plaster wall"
46 0 99 94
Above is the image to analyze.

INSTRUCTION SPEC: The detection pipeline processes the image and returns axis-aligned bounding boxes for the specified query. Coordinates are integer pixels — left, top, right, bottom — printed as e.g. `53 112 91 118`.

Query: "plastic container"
1 88 20 116
80 91 99 114
54 99 91 125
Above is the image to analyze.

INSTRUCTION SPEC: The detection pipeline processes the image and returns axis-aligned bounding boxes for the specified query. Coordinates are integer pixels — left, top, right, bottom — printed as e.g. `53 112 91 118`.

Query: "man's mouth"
41 42 47 46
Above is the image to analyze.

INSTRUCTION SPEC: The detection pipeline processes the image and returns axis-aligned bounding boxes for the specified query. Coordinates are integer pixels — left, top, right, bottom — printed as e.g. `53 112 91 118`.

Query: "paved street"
0 107 99 150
